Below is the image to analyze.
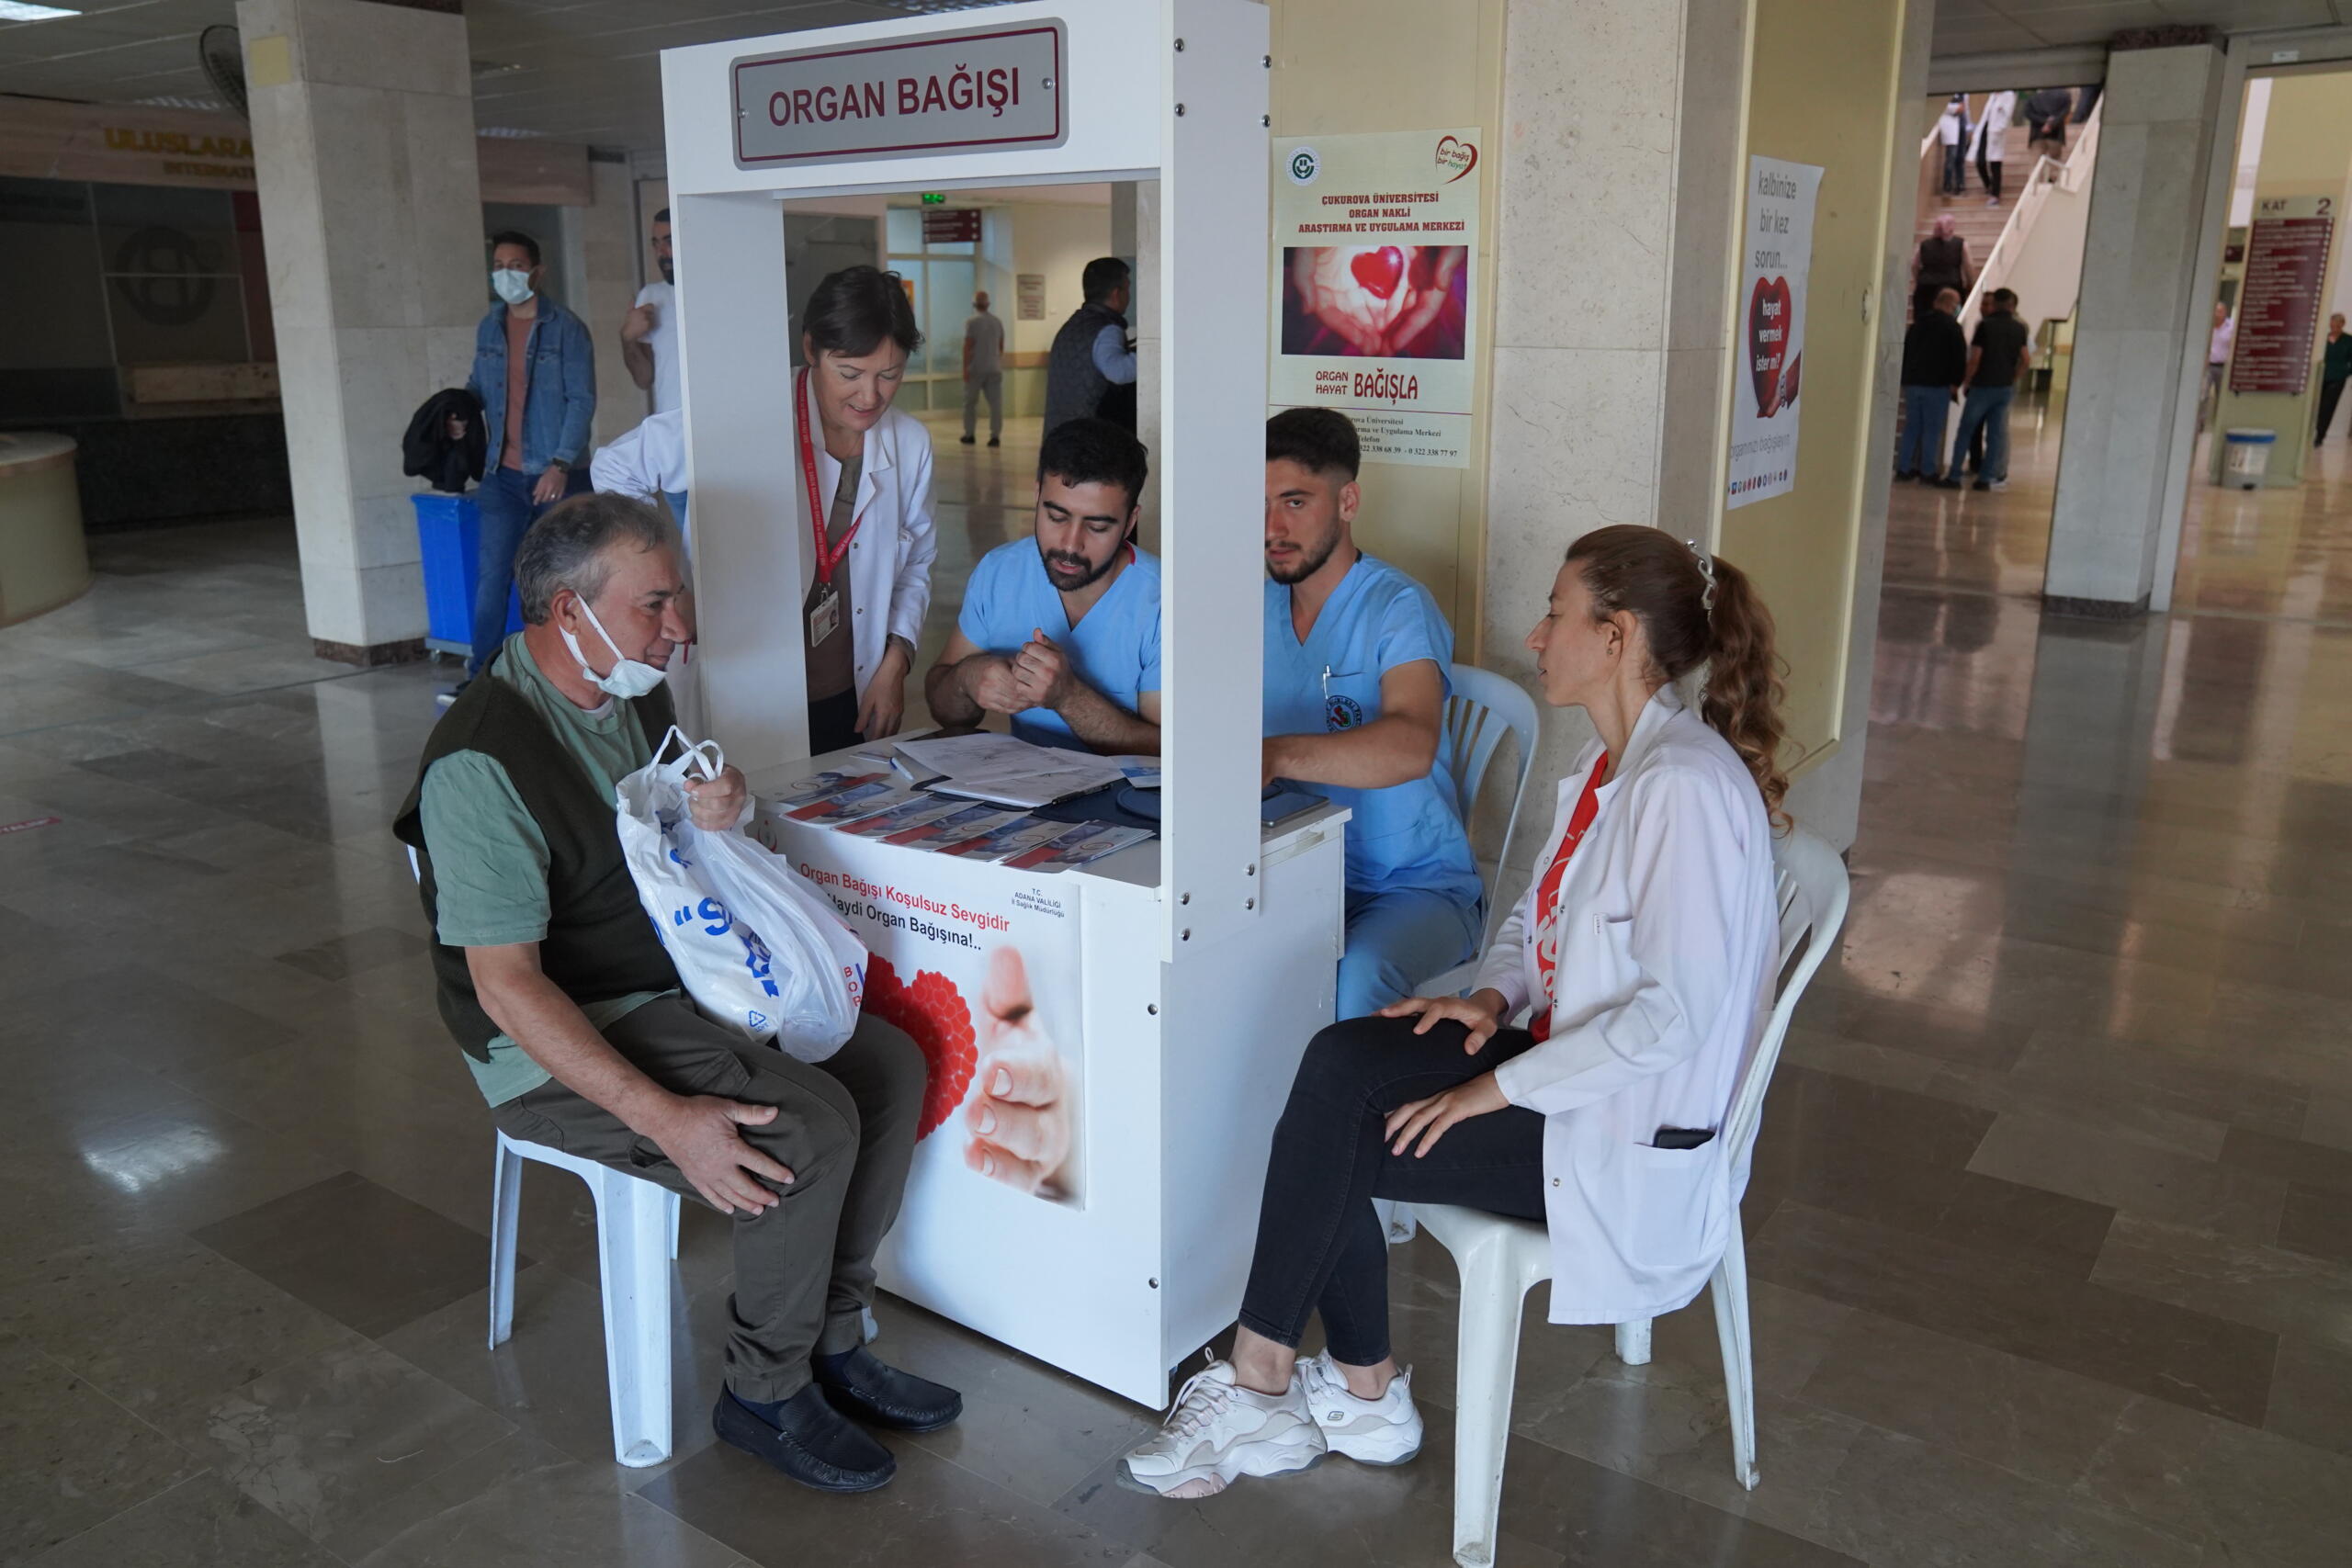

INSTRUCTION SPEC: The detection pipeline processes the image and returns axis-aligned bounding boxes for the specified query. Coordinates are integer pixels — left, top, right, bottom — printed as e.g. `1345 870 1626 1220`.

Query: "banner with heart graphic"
1269 128 1485 468
1726 155 1823 510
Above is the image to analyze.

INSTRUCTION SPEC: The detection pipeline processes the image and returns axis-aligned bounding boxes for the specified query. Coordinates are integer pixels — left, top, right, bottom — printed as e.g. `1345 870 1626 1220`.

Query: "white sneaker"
1302 1352 1424 1465
1120 1359 1326 1498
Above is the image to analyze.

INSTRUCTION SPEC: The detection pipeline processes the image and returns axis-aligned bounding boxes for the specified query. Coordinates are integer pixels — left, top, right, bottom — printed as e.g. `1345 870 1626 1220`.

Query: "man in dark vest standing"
393 493 957 1495
1044 255 1137 434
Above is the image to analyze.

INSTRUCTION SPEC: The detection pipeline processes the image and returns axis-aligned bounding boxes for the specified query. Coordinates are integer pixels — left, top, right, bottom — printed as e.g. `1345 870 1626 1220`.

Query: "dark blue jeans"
1897 385 1951 476
1238 1015 1546 1367
1944 385 2014 483
470 465 589 675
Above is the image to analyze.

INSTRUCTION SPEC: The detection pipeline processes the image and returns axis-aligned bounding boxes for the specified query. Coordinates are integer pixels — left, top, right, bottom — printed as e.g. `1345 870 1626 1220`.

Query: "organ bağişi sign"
732 19 1067 167
1726 155 1822 510
1269 130 1484 468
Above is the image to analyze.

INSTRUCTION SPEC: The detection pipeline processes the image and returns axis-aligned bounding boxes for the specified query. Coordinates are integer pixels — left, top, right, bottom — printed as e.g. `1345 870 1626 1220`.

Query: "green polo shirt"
417 633 674 1104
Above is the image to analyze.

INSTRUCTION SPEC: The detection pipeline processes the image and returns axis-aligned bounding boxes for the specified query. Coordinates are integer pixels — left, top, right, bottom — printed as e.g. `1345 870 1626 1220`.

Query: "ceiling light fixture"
0 3 83 20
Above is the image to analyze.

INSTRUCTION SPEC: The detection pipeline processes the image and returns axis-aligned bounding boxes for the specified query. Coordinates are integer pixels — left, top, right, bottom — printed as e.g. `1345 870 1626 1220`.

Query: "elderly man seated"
392 492 957 1494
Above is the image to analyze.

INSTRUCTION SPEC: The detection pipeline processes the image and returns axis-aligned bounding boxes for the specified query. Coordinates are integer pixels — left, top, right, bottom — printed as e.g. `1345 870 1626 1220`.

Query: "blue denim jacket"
466 298 596 476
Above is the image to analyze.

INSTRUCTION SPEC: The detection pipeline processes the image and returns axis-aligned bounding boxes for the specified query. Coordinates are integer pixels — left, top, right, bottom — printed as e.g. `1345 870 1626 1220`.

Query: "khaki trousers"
492 998 924 1402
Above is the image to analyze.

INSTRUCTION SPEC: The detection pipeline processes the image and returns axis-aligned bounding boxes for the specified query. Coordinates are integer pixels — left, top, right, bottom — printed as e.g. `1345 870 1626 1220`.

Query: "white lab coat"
1473 683 1779 1324
1967 91 2015 160
797 376 938 706
591 409 690 499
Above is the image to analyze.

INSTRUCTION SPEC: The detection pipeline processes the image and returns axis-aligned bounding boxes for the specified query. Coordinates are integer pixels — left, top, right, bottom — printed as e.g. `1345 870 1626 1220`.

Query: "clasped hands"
964 628 1074 716
1375 988 1512 1157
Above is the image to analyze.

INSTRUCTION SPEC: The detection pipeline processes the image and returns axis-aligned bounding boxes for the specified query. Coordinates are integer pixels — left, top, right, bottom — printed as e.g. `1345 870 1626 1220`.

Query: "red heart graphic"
1435 135 1478 184
1351 245 1406 300
1747 276 1792 417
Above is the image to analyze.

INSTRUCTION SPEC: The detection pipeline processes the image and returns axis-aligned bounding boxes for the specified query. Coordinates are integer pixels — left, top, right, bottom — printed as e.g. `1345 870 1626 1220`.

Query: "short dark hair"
803 265 922 360
489 229 540 267
651 207 670 225
1038 417 1148 512
514 493 677 623
1266 407 1361 481
1081 256 1130 304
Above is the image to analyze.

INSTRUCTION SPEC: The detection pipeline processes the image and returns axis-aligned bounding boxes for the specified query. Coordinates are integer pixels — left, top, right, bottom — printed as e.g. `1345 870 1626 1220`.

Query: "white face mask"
492 268 536 307
560 596 668 699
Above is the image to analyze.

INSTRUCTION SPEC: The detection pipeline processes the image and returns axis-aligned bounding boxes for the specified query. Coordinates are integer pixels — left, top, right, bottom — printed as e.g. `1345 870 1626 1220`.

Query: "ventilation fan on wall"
198 25 249 118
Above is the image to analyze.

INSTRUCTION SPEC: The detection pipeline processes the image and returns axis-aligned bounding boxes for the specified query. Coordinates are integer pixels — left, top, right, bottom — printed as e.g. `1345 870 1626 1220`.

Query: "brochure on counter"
758 761 1158 873
891 732 1125 809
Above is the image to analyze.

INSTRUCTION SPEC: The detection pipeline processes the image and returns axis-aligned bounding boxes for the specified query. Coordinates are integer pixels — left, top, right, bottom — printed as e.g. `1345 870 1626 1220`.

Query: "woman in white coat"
794 266 938 753
1121 525 1787 1500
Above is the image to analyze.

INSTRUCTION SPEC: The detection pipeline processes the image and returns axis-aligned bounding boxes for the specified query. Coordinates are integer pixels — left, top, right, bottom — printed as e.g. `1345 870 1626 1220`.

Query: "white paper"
893 732 1125 809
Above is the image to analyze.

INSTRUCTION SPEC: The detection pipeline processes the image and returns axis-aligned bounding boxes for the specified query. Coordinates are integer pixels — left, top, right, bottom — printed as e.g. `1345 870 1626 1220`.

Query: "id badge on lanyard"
797 367 862 648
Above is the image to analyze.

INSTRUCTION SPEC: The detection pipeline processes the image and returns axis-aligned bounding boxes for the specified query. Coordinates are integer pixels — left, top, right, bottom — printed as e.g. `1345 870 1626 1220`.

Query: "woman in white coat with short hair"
792 265 938 753
1121 525 1787 1500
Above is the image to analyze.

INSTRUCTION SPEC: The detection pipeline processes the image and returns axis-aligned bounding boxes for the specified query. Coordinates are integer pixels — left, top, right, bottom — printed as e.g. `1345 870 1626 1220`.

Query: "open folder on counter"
890 732 1128 810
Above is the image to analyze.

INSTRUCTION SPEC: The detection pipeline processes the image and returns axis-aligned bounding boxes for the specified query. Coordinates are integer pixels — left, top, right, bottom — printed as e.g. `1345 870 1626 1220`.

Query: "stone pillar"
238 0 483 663
2044 40 2229 616
1482 0 1748 799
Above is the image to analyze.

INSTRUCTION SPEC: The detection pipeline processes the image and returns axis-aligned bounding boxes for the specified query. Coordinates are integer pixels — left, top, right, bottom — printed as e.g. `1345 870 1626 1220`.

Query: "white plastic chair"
1409 825 1849 1567
490 1130 684 1467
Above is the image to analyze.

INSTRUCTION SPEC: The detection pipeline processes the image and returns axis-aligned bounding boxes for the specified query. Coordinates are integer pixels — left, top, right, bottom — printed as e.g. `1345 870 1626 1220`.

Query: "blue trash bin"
413 492 522 660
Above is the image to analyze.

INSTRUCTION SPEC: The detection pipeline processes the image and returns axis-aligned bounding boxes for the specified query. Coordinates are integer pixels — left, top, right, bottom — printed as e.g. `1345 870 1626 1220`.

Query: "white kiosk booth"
662 0 1346 1407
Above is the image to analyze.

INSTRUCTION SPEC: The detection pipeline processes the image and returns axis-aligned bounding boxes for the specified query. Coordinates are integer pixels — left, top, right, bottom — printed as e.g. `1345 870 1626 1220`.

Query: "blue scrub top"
1263 555 1482 911
958 538 1162 750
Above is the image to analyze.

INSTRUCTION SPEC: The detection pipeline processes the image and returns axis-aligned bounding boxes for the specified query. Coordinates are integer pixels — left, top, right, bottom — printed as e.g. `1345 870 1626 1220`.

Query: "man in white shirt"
621 209 679 417
1936 96 1967 196
960 290 1006 448
2203 300 2235 429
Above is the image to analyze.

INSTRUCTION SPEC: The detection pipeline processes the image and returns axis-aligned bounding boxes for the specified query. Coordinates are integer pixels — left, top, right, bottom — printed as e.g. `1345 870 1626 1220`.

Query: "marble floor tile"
2006 1032 2311 1137
0 1332 198 1565
10 1102 350 1245
1965 1111 2288 1241
2275 1182 2352 1265
2218 1125 2352 1193
0 970 295 1078
24 1472 342 1568
1747 1202 2278 1425
189 1171 502 1340
2302 1090 2352 1151
643 1428 1144 1568
2091 1212 2352 1351
2075 1388 2352 1568
191 1337 514 1561
2264 1336 2352 1460
1751 1064 1999 1170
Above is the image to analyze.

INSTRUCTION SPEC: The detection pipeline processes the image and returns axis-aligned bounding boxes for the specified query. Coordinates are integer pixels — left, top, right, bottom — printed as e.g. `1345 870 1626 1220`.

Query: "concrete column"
1129 181 1163 548
580 155 647 446
2044 41 2229 616
1482 0 1748 798
239 0 483 663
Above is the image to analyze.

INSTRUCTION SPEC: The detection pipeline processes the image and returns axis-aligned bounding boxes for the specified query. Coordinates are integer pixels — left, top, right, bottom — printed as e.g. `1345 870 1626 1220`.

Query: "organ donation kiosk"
661 0 1347 1407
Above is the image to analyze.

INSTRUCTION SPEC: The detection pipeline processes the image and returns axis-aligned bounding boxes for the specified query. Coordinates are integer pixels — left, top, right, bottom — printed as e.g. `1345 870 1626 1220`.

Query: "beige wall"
581 158 648 447
1718 0 1908 775
996 198 1113 418
1269 0 1505 646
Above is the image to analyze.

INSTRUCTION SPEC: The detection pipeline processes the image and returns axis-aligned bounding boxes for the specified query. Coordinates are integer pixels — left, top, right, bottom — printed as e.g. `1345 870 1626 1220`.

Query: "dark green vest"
391 665 682 1063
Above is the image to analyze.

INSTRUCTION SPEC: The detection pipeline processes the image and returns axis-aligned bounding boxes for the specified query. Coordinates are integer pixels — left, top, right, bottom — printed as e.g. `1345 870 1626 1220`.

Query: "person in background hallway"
1260 409 1482 1022
2318 313 2350 445
1044 257 1136 435
1938 288 2029 493
2202 300 2235 430
1936 96 1969 196
2026 85 2075 155
1970 89 2015 206
619 209 687 523
961 289 1006 448
395 494 957 1495
1895 288 1967 482
795 266 938 755
1120 526 1784 1500
1910 215 1970 323
458 230 594 692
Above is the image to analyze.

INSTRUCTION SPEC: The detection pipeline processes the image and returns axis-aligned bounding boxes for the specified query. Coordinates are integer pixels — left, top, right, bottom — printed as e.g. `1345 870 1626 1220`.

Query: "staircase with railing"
1912 97 2101 333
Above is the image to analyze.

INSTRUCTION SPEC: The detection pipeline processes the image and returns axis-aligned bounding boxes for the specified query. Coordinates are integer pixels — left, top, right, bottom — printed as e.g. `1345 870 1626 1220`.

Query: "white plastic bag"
616 728 866 1061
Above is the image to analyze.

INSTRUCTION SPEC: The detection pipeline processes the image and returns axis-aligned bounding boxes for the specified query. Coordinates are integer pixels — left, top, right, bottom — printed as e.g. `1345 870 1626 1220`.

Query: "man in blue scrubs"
927 418 1161 754
1263 408 1481 1019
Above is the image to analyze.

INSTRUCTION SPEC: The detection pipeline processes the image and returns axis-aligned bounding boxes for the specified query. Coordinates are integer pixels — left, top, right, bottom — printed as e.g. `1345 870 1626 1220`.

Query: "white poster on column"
1269 129 1483 467
1726 156 1822 509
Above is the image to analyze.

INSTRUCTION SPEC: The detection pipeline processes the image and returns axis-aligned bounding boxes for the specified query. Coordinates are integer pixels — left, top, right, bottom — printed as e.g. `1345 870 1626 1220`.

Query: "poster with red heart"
1727 155 1823 510
1269 129 1484 468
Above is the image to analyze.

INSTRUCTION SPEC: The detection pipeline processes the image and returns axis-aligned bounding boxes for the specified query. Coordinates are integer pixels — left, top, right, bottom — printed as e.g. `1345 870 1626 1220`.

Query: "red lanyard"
1529 753 1611 1043
795 367 862 586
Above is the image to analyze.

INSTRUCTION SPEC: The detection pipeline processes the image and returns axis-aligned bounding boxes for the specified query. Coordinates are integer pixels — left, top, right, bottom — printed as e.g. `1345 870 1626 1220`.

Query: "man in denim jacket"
460 231 596 682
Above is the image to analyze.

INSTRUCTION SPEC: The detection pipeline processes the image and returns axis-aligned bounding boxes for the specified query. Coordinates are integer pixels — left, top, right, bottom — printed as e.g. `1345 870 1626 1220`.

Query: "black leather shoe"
960 435 976 445
814 1346 964 1432
713 1385 896 1493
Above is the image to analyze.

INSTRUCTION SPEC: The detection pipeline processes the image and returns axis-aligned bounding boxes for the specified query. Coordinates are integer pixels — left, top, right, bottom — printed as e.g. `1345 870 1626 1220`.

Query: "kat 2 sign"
734 19 1067 167
1726 156 1821 509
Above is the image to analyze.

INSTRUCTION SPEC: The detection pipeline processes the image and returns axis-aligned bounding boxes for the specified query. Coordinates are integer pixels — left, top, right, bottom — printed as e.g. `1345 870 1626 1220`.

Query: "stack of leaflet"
759 768 1152 872
890 733 1125 809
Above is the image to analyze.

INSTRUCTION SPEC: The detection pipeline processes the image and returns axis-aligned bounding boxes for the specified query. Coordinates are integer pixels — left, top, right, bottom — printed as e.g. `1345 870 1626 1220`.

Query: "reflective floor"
3 411 2348 1566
